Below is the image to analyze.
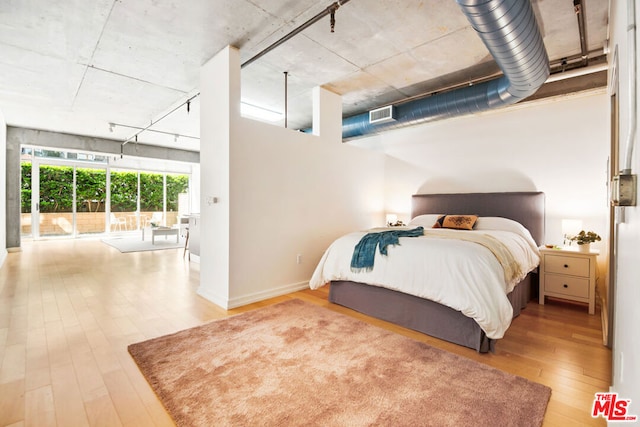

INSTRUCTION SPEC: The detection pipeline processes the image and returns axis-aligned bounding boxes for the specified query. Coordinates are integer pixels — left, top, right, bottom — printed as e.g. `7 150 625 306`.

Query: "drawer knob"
563 284 569 288
564 264 569 268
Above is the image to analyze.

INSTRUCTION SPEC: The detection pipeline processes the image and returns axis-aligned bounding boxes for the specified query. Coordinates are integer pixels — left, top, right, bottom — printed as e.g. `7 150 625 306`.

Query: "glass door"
166 173 190 227
140 171 165 227
29 161 107 238
20 160 33 237
76 167 107 236
38 163 74 237
110 168 139 232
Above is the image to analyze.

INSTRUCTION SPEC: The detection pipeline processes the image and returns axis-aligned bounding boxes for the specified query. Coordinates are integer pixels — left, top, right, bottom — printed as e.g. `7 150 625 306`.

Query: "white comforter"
309 225 540 339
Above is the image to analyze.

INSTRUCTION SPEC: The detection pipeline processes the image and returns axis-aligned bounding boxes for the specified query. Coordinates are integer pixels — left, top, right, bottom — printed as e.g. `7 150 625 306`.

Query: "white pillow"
408 214 443 228
474 217 537 246
474 216 525 232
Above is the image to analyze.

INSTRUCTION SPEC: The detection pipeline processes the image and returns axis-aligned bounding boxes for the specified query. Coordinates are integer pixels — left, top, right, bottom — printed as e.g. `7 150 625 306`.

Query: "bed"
309 192 545 353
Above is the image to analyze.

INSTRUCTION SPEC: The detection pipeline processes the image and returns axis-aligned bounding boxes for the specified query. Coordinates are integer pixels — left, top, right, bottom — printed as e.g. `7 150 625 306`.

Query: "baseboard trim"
196 287 228 309
227 281 310 309
599 292 608 346
196 281 310 310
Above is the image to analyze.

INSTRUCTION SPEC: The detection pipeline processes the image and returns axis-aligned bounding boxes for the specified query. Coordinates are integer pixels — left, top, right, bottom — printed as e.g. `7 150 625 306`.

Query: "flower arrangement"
568 230 601 245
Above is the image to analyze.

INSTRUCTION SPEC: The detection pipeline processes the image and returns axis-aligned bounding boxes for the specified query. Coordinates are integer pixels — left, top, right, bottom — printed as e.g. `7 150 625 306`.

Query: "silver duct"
342 0 550 140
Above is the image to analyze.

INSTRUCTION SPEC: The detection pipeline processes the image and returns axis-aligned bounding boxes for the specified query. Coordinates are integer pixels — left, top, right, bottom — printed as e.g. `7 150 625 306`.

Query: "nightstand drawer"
544 274 589 298
544 254 590 277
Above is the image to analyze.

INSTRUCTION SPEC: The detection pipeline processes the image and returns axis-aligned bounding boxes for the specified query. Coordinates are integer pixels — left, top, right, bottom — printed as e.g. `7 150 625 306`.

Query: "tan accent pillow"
433 214 478 230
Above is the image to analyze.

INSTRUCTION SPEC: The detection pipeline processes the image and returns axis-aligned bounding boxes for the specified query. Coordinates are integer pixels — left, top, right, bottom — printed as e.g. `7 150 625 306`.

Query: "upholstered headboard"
411 192 545 245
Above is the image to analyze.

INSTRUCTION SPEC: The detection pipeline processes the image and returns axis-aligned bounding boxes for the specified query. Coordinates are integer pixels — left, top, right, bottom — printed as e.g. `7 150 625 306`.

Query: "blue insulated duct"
342 0 549 140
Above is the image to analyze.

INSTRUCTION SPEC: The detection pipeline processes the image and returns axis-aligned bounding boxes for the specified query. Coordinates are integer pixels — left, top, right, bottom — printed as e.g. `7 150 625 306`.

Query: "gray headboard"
411 192 545 245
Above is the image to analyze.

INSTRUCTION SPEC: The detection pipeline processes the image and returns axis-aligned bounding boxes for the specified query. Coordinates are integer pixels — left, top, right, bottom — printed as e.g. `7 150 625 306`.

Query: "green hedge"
21 164 188 214
21 163 32 213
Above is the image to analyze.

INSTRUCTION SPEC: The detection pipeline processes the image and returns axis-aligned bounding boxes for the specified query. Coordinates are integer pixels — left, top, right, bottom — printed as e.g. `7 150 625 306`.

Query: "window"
20 146 193 238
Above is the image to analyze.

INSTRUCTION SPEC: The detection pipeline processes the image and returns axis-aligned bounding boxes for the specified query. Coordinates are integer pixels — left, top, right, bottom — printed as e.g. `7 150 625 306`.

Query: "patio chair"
110 213 127 231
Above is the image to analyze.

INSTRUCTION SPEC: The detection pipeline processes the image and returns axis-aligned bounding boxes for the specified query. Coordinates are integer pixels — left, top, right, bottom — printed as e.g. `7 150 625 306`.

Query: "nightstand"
538 247 598 314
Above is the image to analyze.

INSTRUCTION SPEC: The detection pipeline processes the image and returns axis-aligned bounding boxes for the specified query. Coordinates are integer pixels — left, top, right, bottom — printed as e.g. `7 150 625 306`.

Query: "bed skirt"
328 273 534 353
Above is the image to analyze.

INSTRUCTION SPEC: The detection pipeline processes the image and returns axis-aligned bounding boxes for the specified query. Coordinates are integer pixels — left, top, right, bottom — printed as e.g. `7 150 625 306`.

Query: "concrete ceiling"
0 0 609 152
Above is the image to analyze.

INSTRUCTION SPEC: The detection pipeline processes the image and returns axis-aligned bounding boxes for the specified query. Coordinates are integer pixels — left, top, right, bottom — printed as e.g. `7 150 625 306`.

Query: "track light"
122 93 200 146
109 123 115 132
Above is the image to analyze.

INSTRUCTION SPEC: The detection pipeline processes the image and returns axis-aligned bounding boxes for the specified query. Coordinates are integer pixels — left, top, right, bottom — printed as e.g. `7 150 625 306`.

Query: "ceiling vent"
369 105 397 124
343 0 549 140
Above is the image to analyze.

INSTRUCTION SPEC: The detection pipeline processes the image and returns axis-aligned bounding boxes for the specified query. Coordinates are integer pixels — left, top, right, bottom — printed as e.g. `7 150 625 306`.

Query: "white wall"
199 46 235 307
199 46 386 309
610 0 640 416
0 109 7 266
382 155 430 222
352 92 610 251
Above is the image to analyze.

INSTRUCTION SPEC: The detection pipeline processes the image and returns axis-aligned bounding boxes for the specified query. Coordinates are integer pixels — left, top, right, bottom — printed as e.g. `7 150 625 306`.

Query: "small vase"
578 243 591 252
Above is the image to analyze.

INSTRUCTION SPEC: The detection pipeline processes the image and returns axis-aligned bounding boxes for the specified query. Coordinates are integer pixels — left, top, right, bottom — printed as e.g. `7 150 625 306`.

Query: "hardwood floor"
0 239 611 426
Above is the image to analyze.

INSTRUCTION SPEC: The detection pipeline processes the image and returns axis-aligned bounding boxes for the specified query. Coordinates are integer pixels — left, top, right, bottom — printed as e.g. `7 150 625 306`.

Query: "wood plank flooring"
0 239 611 426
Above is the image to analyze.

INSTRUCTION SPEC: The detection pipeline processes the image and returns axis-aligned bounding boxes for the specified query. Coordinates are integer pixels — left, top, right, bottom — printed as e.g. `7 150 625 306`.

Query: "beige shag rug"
128 299 551 426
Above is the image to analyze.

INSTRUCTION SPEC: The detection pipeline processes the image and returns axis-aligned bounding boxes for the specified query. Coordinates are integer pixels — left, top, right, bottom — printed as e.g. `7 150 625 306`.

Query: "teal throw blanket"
350 226 424 272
